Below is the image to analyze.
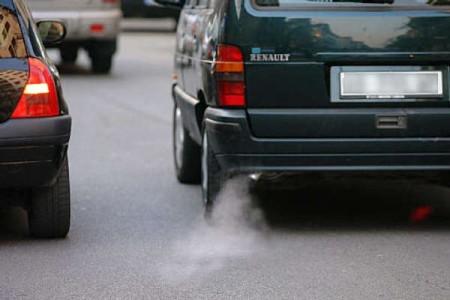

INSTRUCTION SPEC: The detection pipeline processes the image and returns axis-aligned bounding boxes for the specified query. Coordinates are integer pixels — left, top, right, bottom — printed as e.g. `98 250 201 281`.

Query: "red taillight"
90 23 105 34
11 58 59 119
215 44 246 107
102 0 120 6
218 81 245 107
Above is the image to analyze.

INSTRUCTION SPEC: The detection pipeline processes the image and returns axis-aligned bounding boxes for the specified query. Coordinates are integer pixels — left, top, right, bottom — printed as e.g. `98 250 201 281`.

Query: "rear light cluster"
90 0 119 34
215 44 246 107
90 23 105 33
11 58 59 119
101 0 120 8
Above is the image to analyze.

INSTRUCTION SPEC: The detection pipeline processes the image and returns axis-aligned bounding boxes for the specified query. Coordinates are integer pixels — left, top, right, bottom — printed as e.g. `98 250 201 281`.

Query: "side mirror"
36 20 67 46
153 0 185 9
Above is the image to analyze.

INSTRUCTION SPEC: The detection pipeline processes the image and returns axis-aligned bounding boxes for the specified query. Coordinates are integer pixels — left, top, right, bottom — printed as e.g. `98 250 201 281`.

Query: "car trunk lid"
230 3 450 138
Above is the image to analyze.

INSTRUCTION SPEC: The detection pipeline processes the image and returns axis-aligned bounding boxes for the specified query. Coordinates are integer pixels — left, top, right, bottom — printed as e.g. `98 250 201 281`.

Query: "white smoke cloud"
160 177 268 283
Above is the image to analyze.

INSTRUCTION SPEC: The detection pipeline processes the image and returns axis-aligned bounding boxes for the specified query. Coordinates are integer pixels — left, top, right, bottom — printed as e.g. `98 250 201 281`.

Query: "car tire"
173 104 201 184
60 45 79 64
201 129 223 214
28 159 71 239
89 40 116 74
91 54 113 74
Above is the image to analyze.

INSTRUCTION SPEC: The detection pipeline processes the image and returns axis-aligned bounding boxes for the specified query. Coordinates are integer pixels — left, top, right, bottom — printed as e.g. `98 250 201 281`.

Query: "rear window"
255 0 450 8
0 6 26 58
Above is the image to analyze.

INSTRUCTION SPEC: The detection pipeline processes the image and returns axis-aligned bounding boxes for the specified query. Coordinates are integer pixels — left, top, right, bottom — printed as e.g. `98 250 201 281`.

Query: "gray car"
28 0 122 74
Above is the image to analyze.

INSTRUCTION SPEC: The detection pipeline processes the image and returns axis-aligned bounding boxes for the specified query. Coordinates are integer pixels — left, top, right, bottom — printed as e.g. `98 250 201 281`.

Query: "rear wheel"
201 130 223 214
88 40 116 74
28 159 71 239
91 54 113 74
59 45 79 64
173 104 201 183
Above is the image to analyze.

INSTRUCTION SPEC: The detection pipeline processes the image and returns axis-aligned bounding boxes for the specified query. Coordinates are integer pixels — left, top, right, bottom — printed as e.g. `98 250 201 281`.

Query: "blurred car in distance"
0 0 72 238
122 0 180 21
28 0 122 74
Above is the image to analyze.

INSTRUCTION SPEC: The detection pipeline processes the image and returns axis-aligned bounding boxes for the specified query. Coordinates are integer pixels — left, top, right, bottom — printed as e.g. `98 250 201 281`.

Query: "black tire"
201 129 223 214
89 40 116 74
28 159 71 239
91 54 113 74
60 45 79 64
173 104 201 184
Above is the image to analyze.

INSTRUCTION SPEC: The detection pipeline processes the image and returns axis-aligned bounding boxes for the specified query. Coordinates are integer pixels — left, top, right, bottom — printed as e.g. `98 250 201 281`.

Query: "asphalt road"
1 32 450 300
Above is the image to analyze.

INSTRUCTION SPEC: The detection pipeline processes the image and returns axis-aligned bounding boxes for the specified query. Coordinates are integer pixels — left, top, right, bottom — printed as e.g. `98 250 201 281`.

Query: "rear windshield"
0 6 26 58
255 0 450 8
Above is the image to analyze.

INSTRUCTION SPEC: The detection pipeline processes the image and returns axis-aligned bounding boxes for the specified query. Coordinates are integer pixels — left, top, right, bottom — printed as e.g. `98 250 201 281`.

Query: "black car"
0 0 71 238
156 0 450 212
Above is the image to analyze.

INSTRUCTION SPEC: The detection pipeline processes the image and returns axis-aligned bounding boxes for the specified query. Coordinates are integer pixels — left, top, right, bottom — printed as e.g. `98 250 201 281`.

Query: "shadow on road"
253 177 450 232
55 63 92 76
0 207 29 241
1 178 449 241
121 18 177 33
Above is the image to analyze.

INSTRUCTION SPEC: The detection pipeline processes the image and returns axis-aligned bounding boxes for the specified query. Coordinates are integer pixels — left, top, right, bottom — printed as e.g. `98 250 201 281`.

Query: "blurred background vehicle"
28 0 122 74
122 0 179 22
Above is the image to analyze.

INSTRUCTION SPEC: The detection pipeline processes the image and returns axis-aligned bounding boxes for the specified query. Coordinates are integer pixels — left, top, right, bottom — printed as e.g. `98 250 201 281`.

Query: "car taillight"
215 44 246 107
102 0 120 6
11 58 59 119
90 23 105 34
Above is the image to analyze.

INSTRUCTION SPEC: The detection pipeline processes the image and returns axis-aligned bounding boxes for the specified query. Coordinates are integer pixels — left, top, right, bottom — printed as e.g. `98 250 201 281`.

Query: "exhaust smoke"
160 177 268 283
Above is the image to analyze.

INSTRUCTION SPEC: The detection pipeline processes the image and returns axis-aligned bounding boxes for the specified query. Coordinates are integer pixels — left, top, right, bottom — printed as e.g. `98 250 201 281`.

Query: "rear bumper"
204 108 450 173
32 9 122 40
0 116 71 188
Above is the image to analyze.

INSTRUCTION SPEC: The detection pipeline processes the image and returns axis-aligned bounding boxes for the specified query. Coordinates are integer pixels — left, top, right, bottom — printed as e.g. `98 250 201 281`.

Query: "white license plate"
340 71 443 99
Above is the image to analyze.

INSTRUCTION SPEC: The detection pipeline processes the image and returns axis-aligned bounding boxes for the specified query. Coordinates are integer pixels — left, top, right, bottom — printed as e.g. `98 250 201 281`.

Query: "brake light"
215 44 246 107
90 23 105 34
11 58 59 119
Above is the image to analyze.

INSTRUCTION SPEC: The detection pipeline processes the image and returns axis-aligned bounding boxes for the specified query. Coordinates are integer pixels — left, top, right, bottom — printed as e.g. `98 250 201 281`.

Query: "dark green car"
156 0 450 209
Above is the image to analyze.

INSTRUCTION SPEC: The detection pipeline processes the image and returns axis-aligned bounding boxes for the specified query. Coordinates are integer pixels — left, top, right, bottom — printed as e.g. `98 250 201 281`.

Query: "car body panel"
31 9 121 40
0 3 29 122
25 0 94 10
0 58 29 123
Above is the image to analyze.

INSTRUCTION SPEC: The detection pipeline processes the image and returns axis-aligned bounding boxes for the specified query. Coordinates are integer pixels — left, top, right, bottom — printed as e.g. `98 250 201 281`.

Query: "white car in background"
28 0 122 74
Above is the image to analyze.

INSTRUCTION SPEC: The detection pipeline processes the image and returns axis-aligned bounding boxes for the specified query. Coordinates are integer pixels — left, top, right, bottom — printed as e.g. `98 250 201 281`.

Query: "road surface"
0 32 450 300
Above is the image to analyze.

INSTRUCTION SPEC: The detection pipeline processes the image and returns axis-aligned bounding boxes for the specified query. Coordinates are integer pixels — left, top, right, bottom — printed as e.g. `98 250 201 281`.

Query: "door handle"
376 115 407 129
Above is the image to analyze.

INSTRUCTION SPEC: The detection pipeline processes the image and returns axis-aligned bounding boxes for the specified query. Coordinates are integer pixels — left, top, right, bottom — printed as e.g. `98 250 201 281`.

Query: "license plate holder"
331 67 446 103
